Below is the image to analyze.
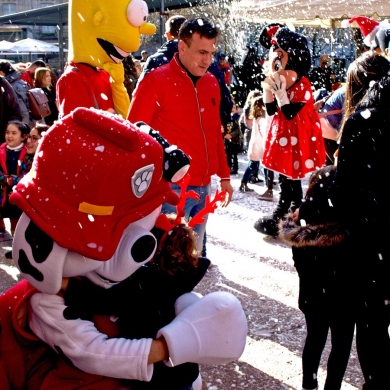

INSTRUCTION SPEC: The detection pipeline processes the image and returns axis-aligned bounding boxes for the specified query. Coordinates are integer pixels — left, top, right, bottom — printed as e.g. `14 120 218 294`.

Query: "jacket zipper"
194 85 209 186
176 56 210 186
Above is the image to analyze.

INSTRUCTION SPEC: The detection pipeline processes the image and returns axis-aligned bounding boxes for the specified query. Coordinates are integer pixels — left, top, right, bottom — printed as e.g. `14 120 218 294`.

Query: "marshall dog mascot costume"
254 23 326 237
56 0 156 118
0 108 247 389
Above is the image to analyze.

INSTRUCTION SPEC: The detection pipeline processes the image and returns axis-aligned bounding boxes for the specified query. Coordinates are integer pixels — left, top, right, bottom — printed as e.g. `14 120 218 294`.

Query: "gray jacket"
5 70 33 127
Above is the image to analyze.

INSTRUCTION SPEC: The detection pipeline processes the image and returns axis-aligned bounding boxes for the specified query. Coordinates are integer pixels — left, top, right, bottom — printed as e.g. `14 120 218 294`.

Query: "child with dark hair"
0 120 30 236
279 165 355 390
63 213 210 390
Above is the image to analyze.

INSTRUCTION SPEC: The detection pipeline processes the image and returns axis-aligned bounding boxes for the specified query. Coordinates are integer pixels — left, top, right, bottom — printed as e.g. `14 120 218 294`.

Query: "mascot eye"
127 0 149 27
273 58 283 72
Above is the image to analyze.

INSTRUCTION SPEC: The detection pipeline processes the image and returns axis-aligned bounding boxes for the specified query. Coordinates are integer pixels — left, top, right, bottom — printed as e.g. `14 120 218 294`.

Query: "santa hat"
342 16 380 48
10 107 184 261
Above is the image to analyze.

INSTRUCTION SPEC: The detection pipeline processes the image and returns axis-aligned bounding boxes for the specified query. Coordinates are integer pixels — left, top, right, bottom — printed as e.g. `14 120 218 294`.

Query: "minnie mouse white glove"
268 73 289 107
156 291 247 366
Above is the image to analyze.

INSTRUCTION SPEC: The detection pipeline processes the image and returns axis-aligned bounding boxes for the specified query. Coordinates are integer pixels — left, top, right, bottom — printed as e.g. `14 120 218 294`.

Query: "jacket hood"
5 70 22 84
155 40 179 59
278 213 347 248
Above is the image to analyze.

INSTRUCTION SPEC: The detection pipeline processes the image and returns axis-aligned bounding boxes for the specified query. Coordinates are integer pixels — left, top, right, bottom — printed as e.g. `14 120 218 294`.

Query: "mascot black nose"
131 234 157 263
134 121 190 183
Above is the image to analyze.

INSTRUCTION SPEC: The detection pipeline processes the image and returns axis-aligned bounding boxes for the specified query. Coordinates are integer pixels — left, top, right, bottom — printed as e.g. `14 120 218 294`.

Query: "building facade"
0 1 68 69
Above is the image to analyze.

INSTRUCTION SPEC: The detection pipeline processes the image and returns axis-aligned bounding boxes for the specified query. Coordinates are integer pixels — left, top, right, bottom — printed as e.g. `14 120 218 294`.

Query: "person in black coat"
329 73 390 390
0 76 22 143
63 213 210 390
279 166 355 390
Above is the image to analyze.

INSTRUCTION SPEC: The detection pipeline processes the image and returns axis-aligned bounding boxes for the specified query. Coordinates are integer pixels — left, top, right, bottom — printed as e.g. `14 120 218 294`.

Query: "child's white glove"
156 291 247 367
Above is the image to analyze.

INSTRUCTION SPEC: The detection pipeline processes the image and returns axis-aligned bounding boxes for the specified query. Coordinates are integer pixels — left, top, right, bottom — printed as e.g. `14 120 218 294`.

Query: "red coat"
262 76 326 179
0 143 27 206
56 62 115 118
128 53 230 186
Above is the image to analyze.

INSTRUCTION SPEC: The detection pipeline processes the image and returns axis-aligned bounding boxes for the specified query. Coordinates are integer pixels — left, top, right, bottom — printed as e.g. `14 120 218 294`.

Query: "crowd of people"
1 11 390 390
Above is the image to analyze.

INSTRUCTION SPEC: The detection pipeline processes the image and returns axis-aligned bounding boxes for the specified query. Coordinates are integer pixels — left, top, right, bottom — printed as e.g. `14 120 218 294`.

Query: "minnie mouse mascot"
254 23 326 237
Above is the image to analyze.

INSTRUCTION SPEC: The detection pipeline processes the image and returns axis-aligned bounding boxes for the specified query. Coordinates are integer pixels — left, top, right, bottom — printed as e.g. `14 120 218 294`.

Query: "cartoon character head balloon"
69 0 156 67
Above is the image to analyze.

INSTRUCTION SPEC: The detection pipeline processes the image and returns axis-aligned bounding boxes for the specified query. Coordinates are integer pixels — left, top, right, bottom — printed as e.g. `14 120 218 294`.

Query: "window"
2 3 16 16
40 3 55 35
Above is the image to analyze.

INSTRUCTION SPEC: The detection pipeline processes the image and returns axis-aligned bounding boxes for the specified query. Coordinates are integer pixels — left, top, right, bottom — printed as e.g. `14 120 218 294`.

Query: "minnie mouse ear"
259 22 286 49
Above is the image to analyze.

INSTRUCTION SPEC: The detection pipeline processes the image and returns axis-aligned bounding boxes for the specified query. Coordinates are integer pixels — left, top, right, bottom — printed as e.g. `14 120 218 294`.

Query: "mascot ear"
12 213 69 294
259 22 286 49
93 11 103 26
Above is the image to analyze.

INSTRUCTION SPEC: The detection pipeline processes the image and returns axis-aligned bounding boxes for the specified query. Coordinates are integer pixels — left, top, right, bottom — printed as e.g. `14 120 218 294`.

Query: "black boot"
239 182 254 192
254 175 302 237
254 213 282 237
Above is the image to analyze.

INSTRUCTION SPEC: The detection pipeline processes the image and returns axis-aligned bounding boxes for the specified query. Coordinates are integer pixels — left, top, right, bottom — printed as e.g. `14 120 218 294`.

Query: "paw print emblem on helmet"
132 164 155 198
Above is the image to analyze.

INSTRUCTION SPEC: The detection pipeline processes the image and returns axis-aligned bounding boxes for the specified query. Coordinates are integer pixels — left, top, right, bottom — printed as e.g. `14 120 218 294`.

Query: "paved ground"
0 153 365 390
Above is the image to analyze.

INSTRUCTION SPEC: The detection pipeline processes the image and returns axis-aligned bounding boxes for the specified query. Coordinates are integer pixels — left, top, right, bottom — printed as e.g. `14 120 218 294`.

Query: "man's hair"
165 15 186 38
0 61 15 76
30 60 46 69
179 18 220 46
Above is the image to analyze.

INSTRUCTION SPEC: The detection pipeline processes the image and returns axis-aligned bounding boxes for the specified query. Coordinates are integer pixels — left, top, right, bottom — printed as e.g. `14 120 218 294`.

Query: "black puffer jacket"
139 40 180 79
279 165 353 313
279 210 352 313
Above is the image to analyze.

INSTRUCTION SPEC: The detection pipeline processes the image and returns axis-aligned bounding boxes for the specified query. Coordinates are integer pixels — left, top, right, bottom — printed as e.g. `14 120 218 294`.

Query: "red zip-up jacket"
128 53 230 186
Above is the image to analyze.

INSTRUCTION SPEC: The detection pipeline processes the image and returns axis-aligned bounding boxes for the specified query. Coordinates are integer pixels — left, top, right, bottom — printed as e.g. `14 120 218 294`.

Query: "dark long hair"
339 51 390 137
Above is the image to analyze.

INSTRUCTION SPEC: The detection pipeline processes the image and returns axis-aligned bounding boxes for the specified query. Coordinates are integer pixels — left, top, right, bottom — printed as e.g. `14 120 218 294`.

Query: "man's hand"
148 338 169 364
220 180 233 207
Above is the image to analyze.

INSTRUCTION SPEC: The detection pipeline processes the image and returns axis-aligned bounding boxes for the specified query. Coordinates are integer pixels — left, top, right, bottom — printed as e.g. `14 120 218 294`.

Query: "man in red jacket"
128 17 233 253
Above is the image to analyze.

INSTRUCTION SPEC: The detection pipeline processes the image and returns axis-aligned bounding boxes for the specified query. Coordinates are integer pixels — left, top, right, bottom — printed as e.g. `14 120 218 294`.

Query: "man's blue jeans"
162 183 211 253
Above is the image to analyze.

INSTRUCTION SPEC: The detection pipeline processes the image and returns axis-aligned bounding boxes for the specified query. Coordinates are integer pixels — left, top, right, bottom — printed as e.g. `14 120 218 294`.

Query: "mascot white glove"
156 291 247 367
174 292 202 315
262 73 289 107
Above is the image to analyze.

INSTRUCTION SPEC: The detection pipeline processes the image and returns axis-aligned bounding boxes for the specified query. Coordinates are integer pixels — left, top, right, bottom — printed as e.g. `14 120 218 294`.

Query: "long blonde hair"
34 67 51 89
249 96 266 119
